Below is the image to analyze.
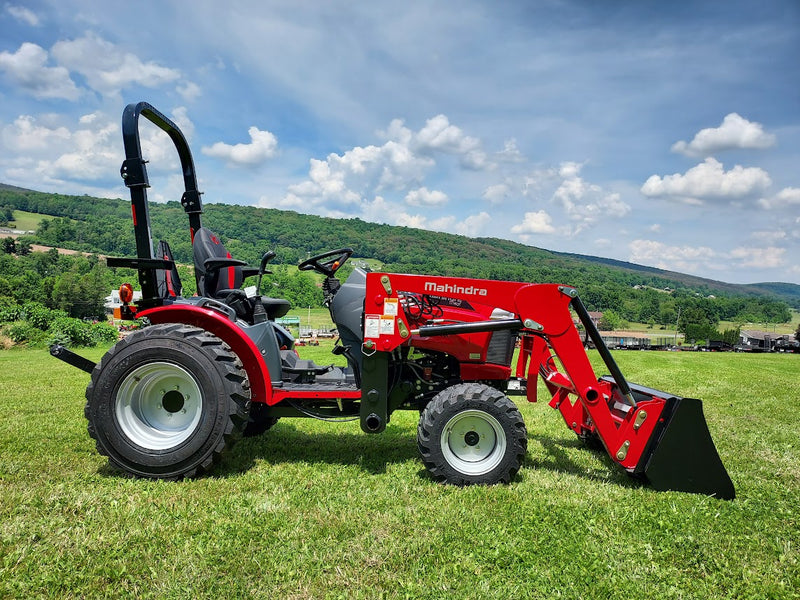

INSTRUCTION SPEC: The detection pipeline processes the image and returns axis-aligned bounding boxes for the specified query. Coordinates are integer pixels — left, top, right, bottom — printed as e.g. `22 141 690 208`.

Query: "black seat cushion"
193 227 243 297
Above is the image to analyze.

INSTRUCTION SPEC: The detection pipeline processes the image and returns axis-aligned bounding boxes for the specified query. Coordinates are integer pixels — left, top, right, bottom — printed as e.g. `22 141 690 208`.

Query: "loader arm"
363 272 734 499
512 285 667 469
512 284 734 499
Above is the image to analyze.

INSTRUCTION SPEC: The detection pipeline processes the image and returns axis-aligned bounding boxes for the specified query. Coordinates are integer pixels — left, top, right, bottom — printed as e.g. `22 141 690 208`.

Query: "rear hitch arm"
50 344 96 374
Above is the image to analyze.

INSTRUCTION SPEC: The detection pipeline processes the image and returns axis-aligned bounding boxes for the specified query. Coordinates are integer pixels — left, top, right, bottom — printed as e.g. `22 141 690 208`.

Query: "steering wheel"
298 248 354 277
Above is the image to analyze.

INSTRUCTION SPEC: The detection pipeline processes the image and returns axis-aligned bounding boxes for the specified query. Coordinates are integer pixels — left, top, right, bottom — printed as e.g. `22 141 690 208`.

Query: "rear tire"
85 324 250 479
417 383 527 485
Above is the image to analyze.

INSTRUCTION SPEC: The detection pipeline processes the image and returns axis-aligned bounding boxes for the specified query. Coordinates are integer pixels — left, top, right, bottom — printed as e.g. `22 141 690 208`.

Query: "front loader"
52 102 735 499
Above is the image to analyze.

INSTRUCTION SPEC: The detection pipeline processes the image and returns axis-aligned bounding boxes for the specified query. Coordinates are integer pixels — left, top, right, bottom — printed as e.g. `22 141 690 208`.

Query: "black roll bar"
120 102 204 300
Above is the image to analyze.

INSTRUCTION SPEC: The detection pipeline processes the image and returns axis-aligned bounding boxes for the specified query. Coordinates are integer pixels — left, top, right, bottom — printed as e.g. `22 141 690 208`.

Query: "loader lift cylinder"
570 293 636 408
412 318 523 337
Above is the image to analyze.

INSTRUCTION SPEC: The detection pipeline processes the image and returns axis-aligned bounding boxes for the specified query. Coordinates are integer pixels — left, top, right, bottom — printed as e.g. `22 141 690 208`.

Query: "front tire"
85 324 250 479
417 383 527 485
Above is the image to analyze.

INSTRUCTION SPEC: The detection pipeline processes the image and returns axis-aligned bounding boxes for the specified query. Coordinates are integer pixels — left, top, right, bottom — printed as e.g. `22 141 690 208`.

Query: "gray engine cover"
329 268 367 369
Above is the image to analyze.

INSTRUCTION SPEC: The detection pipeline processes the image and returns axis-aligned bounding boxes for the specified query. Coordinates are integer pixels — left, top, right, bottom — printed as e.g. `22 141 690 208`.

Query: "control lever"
255 250 277 296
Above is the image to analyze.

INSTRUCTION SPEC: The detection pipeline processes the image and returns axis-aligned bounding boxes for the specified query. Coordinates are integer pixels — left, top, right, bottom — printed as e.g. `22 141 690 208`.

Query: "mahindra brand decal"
424 281 488 296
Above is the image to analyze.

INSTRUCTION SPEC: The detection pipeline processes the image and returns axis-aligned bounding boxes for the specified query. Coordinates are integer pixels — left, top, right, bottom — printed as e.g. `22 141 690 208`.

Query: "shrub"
22 302 67 330
48 317 119 348
49 317 95 347
4 322 48 345
0 300 22 323
90 321 119 345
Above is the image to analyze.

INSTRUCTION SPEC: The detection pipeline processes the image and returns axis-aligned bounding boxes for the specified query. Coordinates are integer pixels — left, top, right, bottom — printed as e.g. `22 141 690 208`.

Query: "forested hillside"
1 185 797 337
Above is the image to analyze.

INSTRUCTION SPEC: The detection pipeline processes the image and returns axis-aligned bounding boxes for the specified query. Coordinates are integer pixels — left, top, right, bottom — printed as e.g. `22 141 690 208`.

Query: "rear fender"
138 304 272 405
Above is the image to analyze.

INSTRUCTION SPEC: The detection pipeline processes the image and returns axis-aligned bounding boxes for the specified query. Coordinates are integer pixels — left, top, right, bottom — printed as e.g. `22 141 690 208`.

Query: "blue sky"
1 0 798 284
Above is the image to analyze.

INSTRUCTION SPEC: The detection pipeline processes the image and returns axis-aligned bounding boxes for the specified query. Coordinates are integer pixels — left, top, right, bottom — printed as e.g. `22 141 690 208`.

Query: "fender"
138 304 272 405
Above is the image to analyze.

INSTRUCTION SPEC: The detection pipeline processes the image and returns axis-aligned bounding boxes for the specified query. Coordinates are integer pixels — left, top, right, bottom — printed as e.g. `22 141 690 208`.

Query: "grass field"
8 210 58 231
1 346 798 598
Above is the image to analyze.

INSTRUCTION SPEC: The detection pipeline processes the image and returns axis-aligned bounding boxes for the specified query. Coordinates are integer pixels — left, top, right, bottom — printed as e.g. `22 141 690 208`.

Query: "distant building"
587 312 603 328
737 330 793 352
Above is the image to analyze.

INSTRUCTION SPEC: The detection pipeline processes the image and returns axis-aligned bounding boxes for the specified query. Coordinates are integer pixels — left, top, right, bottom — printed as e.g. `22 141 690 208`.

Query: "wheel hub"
115 362 203 450
464 430 480 446
161 390 185 413
440 409 507 476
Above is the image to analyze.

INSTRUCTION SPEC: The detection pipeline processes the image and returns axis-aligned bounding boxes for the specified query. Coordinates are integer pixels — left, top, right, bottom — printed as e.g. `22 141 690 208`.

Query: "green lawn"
8 210 58 231
0 347 798 598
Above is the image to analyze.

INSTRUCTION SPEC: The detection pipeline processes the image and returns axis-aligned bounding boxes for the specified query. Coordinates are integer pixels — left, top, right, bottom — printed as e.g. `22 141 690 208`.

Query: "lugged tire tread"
417 382 527 485
85 324 250 479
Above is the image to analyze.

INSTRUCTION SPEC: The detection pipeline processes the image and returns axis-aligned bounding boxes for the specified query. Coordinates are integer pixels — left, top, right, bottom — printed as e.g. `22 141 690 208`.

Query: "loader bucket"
638 395 735 500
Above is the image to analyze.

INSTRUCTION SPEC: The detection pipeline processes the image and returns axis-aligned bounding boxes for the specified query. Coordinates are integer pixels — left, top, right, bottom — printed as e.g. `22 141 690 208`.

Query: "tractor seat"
192 227 292 321
193 227 248 298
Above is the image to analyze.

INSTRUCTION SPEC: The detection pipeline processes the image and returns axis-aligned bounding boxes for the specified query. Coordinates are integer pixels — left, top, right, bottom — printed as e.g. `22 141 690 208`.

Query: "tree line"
0 187 795 339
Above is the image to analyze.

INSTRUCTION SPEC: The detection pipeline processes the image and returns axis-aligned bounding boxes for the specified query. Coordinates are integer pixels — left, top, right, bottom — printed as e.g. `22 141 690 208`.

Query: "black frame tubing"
120 102 203 300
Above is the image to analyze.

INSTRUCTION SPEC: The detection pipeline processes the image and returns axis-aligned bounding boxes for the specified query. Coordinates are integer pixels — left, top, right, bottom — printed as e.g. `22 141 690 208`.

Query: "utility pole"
674 306 681 346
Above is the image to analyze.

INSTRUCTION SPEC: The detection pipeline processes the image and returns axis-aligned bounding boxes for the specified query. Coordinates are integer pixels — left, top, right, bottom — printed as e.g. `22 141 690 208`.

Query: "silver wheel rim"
115 362 203 450
440 409 506 476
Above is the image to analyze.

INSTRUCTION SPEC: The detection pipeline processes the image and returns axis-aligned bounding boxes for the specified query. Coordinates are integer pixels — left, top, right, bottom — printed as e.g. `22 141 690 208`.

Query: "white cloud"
405 187 448 207
0 43 80 100
750 230 785 242
641 157 772 204
261 190 489 238
558 161 583 179
2 114 71 151
454 211 491 236
483 183 509 205
349 197 489 237
51 33 181 96
629 240 790 275
202 126 278 167
728 246 785 269
136 107 196 172
6 4 39 26
671 113 776 157
285 114 488 212
168 106 195 141
412 114 489 170
758 187 800 210
511 210 556 235
495 139 525 163
0 35 188 102
177 81 202 103
0 112 119 185
388 210 489 237
593 238 612 249
0 108 196 191
629 240 717 273
394 212 429 229
551 162 630 233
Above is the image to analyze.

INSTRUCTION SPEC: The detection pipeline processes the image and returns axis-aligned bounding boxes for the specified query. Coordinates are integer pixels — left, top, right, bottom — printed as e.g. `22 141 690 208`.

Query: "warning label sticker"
380 316 395 335
364 315 380 339
383 298 399 316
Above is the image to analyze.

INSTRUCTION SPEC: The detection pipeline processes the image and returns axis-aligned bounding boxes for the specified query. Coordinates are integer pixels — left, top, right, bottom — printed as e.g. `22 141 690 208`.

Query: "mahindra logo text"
423 281 488 296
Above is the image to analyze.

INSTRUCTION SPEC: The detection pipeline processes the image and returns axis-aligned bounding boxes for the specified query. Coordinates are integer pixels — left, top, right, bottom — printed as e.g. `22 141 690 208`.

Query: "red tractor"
53 103 734 499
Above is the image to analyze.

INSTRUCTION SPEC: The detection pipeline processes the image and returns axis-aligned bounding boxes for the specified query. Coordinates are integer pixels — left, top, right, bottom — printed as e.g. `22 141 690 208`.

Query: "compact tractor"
52 103 734 499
